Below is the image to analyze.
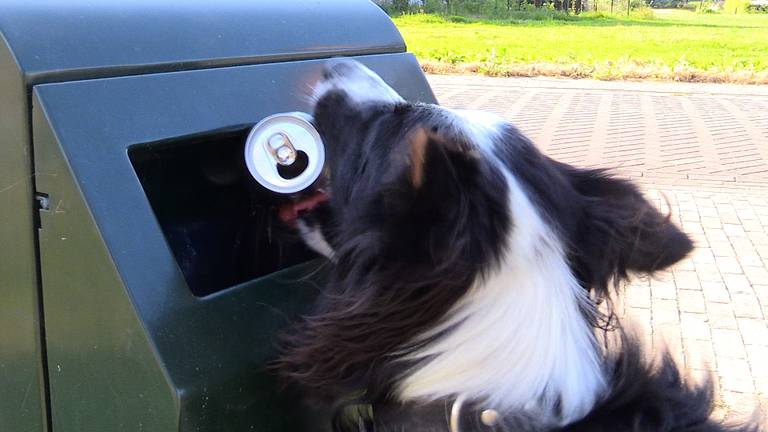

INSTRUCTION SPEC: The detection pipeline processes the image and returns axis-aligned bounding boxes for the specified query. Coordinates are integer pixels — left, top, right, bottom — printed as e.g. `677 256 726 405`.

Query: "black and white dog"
276 59 759 432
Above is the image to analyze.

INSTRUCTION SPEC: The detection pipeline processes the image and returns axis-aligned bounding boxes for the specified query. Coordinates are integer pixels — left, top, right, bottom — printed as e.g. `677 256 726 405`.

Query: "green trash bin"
0 1 436 430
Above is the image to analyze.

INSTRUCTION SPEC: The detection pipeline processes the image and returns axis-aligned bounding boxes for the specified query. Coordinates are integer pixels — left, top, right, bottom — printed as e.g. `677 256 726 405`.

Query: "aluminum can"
244 112 325 194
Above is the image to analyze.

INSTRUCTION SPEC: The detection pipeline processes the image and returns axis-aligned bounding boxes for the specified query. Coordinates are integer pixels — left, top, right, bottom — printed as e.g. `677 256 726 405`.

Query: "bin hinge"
34 192 50 230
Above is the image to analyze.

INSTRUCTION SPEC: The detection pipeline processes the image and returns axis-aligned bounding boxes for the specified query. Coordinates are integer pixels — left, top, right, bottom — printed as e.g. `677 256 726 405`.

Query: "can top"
244 112 325 194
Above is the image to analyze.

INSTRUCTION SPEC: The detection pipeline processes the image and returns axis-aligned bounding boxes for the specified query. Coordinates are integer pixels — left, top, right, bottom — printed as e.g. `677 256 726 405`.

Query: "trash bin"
0 1 436 430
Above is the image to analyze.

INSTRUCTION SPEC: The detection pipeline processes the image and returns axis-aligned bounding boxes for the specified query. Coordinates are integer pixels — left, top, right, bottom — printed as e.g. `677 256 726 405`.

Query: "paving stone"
730 236 757 253
737 318 768 346
696 265 724 283
702 281 731 304
731 292 765 319
701 216 722 229
692 248 717 265
756 245 768 260
651 279 677 300
711 242 737 258
707 302 739 330
724 224 748 238
717 358 755 393
745 345 768 394
674 270 702 290
716 256 744 274
749 232 768 246
724 274 755 295
737 252 765 268
675 258 696 271
681 211 701 222
652 298 680 325
712 328 748 359
754 285 768 310
743 266 768 286
678 290 707 314
719 390 760 422
680 312 712 341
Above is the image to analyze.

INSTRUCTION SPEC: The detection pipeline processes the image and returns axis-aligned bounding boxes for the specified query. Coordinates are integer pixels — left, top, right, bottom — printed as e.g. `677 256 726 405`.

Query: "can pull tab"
266 133 298 166
244 112 325 194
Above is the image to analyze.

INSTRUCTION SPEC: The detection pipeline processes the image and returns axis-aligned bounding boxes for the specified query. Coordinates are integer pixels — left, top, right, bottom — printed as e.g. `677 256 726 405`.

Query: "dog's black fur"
275 60 760 432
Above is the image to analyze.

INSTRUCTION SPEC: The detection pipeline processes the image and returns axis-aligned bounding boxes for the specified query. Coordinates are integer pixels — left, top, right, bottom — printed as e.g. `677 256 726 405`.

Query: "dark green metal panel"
32 101 179 431
32 53 435 431
0 0 404 85
0 32 47 432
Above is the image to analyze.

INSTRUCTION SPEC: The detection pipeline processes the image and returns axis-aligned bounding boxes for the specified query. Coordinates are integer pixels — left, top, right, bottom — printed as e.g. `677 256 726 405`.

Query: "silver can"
244 112 325 194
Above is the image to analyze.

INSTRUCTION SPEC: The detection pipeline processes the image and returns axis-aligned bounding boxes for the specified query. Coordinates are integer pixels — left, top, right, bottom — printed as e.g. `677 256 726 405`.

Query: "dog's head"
311 59 510 277
279 59 693 395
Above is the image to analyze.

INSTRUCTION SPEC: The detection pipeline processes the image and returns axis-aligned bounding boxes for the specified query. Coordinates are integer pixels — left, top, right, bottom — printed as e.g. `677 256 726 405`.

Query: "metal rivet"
275 145 296 165
480 409 500 426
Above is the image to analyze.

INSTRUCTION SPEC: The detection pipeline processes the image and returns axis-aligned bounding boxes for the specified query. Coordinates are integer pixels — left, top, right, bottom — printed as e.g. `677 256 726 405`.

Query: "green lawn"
392 10 768 82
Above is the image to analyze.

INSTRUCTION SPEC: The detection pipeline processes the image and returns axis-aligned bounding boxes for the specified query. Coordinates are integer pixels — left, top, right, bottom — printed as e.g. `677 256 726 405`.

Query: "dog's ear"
403 127 463 189
566 166 693 288
398 126 481 190
406 127 429 189
376 125 507 267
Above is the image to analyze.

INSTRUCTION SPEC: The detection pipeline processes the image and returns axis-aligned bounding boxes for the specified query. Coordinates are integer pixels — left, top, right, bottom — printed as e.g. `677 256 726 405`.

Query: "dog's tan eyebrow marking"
408 128 429 189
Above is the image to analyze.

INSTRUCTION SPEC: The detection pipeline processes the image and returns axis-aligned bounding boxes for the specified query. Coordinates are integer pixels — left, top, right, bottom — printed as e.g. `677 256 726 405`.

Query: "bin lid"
0 0 405 85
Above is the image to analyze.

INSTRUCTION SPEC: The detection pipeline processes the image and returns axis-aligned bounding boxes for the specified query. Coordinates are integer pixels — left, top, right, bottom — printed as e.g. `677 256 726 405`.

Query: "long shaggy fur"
274 59 762 431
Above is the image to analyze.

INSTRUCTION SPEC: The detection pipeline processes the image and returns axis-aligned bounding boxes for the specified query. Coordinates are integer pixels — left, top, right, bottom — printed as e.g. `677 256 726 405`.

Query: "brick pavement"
429 75 768 423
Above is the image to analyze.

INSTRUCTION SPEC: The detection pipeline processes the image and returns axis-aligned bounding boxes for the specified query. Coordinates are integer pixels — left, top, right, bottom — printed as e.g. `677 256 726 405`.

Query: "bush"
427 48 467 64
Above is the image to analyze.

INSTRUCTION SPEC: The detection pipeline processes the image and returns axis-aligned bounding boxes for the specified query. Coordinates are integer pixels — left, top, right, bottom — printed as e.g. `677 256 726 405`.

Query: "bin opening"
129 128 318 297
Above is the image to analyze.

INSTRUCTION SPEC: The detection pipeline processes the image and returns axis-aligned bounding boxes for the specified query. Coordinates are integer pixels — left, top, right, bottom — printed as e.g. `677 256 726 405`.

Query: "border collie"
275 59 760 432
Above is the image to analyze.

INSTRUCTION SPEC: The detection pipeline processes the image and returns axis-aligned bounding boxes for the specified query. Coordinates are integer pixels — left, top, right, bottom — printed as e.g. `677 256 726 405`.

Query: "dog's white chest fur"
395 111 607 425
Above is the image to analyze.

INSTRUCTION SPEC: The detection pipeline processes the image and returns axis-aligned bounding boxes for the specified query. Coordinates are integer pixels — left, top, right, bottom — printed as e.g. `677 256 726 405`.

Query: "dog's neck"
394 111 607 426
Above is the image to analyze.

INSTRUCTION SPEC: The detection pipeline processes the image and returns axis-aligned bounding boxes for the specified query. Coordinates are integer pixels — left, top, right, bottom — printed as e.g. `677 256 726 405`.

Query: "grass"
392 10 768 83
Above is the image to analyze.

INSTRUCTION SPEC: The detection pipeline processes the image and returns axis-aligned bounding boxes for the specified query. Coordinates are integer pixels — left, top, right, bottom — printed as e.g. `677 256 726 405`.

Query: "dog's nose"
322 58 362 80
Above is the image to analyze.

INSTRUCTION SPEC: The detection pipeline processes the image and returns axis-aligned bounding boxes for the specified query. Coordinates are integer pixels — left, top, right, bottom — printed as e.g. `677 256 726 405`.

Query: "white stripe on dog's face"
296 219 335 260
313 58 404 106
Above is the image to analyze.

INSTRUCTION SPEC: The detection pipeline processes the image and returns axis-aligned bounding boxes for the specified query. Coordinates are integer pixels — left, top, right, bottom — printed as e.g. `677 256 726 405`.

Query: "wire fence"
378 0 661 15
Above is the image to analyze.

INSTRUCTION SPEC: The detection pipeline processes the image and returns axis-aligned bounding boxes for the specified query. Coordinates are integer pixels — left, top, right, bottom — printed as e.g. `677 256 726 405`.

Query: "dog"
275 59 760 432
